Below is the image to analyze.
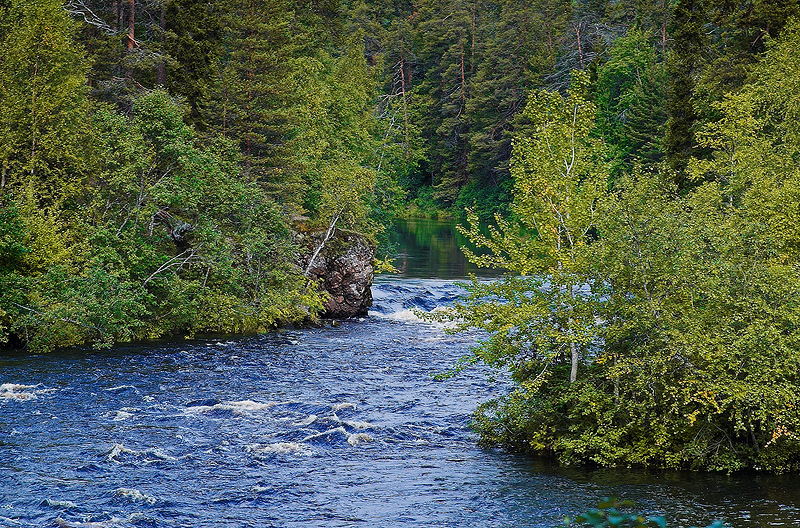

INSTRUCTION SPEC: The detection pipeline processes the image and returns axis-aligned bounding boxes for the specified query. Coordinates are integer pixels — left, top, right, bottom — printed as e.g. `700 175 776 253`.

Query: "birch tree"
453 70 608 385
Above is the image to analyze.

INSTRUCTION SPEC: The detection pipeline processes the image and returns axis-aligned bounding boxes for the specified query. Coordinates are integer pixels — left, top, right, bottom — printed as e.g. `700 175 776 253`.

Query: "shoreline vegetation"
436 29 800 473
3 0 800 473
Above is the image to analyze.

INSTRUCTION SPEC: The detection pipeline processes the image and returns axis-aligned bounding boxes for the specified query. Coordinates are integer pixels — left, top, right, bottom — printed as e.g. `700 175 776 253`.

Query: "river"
1 218 799 528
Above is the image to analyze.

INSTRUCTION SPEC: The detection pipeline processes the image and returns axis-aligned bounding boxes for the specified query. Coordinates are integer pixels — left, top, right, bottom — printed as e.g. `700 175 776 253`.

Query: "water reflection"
388 217 503 279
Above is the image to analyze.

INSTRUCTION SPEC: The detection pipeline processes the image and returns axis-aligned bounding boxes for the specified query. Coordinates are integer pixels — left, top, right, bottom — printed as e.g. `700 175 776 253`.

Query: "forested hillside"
345 0 797 218
0 0 397 352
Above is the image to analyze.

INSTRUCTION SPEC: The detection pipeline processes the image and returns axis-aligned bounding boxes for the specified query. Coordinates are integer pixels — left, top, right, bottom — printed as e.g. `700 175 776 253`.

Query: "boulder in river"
301 230 375 318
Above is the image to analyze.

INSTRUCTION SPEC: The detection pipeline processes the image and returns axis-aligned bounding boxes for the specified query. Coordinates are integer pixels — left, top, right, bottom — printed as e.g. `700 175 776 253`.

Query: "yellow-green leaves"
452 72 609 393
455 30 800 471
0 0 90 203
509 71 607 276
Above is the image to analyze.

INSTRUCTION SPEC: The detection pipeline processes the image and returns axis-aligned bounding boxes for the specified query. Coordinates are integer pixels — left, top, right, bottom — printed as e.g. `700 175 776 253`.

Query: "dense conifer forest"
3 0 800 472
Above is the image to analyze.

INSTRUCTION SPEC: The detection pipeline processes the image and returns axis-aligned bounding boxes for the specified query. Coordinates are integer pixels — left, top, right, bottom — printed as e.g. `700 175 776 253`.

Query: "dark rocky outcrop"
300 230 375 318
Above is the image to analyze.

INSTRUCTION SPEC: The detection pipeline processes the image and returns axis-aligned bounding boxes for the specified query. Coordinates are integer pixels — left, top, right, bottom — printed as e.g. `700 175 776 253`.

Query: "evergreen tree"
664 0 706 177
596 28 667 172
165 0 223 129
461 0 570 219
207 0 306 206
292 34 379 222
408 0 477 206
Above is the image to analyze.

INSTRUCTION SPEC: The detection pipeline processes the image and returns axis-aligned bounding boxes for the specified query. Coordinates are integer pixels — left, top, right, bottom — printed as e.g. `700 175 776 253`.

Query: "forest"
2 0 800 472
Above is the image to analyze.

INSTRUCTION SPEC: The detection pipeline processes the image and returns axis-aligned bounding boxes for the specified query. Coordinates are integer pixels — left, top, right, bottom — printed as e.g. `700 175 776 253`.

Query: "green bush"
564 498 727 528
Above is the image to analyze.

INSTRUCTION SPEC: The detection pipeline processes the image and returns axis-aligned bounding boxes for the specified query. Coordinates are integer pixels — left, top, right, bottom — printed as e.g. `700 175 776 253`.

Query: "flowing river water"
2 218 800 528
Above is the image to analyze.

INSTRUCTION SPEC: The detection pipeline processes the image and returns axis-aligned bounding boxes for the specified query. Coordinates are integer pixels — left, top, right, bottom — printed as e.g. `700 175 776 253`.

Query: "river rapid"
2 218 800 528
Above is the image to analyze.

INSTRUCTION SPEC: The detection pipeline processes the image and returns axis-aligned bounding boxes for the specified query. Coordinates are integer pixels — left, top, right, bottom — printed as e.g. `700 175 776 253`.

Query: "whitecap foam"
105 410 134 422
114 487 157 505
184 399 277 417
104 443 181 464
55 517 127 528
143 447 178 461
226 400 276 412
347 433 373 446
344 420 373 430
104 385 136 392
373 306 457 328
301 426 349 443
246 442 312 456
293 414 317 427
0 383 50 401
104 443 138 462
43 499 78 509
379 309 422 323
0 383 36 392
331 402 356 412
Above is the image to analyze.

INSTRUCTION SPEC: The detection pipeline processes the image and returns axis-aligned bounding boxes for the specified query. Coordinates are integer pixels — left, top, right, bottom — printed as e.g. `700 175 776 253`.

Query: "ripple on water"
102 443 185 468
41 499 78 510
3 277 800 528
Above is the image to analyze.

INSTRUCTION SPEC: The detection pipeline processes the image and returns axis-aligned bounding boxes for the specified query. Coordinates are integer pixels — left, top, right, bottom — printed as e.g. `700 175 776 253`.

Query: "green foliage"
3 88 322 352
563 498 726 528
208 0 303 199
443 72 608 392
447 24 800 473
165 0 224 128
3 2 800 478
596 28 667 172
292 34 380 233
87 90 322 341
0 196 27 343
663 0 705 174
0 0 90 202
664 0 800 181
0 197 25 273
349 0 572 216
1 0 400 352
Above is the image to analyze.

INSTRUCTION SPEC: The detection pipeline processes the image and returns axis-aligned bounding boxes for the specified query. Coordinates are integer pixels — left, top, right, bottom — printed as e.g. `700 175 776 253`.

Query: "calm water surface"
387 217 503 278
1 219 799 527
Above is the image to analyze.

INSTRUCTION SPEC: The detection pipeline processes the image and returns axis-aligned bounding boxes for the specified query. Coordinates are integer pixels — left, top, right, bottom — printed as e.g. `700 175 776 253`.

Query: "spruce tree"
596 28 667 172
462 0 570 218
664 0 706 178
207 0 305 206
165 0 223 130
